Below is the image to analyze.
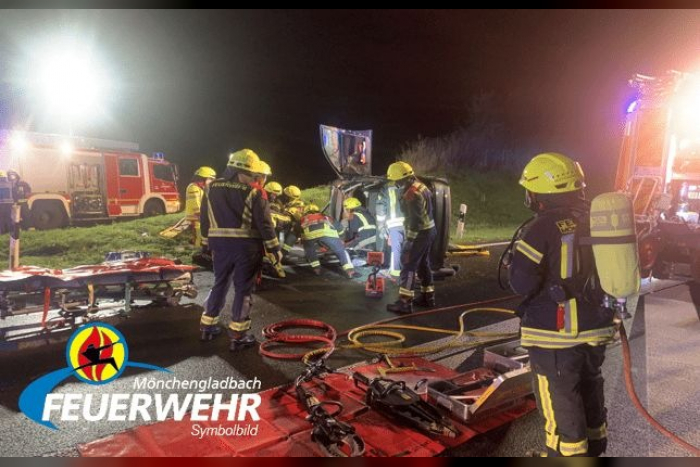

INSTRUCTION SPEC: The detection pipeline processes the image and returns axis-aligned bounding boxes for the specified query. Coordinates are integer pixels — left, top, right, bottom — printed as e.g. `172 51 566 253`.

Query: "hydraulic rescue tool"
365 251 385 298
295 359 365 457
352 371 459 438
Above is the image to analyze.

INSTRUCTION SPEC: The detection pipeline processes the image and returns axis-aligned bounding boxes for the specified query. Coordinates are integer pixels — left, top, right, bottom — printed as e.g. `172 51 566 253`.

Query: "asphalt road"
3 247 695 457
0 246 520 456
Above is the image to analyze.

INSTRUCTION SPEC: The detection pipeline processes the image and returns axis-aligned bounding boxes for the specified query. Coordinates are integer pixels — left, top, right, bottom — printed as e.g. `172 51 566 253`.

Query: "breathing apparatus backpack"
582 192 641 317
501 192 640 318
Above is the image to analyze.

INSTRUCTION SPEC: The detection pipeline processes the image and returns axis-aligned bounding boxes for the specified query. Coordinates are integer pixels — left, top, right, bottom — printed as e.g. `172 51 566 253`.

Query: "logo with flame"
20 322 169 429
66 324 128 385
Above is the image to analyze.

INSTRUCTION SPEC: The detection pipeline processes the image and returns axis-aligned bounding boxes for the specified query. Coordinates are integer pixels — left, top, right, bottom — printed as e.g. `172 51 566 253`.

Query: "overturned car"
319 125 455 277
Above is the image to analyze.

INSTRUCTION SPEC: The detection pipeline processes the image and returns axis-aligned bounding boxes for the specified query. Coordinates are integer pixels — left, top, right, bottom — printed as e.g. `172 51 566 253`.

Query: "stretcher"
0 256 197 344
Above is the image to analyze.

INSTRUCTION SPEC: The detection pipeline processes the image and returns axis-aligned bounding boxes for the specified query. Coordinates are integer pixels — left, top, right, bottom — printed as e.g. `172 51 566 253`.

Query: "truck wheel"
31 201 68 230
143 199 165 217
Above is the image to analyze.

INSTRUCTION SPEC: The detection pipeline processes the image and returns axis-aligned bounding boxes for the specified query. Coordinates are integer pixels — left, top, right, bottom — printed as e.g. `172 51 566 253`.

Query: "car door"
319 125 373 177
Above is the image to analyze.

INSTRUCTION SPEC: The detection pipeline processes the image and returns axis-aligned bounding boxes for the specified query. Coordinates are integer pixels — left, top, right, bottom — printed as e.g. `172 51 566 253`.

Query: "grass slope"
0 173 527 269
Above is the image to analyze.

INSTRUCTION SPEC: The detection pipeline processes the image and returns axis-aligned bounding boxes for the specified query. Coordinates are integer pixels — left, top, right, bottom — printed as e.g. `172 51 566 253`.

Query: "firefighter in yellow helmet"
509 152 614 457
386 161 436 314
342 197 377 251
199 149 281 351
264 181 292 232
185 166 217 247
280 185 305 254
297 203 356 277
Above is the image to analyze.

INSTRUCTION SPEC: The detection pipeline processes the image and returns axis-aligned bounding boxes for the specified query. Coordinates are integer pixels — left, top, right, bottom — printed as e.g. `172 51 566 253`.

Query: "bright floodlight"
60 141 73 156
9 132 29 153
36 48 107 120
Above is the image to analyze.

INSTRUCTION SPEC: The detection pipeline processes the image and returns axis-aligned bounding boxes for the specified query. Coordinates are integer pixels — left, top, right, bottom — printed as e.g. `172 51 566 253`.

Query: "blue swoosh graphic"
20 362 170 430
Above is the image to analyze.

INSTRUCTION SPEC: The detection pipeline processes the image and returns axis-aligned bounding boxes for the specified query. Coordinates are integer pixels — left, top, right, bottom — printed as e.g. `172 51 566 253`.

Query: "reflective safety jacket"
269 200 292 229
299 213 340 241
200 179 280 252
400 180 435 241
509 204 615 349
185 182 206 222
376 185 405 230
345 207 377 247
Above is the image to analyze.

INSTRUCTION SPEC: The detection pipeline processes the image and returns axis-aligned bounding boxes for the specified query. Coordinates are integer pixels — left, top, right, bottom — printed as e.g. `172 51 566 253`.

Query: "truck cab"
616 72 700 279
320 125 455 276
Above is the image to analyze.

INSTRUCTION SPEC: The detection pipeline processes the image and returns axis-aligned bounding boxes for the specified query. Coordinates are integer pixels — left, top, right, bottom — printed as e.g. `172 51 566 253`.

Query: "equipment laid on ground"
353 371 459 438
447 243 490 257
364 251 385 298
427 340 532 423
0 131 180 229
0 256 197 343
295 359 365 457
158 217 192 239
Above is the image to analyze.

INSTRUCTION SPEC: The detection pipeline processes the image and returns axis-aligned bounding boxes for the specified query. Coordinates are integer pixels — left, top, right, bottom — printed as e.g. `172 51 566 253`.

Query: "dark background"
2 9 700 188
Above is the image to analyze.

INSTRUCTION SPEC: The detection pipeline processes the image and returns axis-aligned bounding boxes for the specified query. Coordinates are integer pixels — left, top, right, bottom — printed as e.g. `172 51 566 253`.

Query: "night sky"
2 9 700 189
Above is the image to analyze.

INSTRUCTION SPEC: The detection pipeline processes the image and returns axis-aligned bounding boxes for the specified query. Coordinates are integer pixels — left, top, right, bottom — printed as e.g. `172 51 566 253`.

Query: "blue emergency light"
152 152 165 161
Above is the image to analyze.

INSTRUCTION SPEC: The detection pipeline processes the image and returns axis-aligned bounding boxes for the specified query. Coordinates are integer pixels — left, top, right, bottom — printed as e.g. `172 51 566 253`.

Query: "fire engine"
0 131 180 230
616 71 700 280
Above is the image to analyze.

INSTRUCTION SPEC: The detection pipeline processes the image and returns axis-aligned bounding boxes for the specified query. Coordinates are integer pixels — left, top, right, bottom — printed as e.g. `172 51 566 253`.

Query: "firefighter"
7 170 30 227
509 152 616 457
0 171 14 234
199 149 281 351
342 197 377 251
186 166 217 247
265 181 284 208
376 183 405 278
250 160 272 189
281 185 305 255
385 161 436 314
298 203 356 278
282 185 304 210
265 181 292 232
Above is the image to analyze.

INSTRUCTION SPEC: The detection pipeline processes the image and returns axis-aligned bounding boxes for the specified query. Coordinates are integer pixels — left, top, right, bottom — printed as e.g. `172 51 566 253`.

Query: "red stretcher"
0 258 197 342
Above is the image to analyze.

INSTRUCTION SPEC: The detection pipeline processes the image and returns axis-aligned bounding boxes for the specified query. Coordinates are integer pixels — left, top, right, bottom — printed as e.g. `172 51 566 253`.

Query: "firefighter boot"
200 326 222 342
413 292 436 308
386 297 413 314
228 330 257 352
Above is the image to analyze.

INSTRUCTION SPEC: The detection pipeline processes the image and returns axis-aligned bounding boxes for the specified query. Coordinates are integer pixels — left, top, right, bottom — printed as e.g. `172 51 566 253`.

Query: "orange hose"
620 323 700 456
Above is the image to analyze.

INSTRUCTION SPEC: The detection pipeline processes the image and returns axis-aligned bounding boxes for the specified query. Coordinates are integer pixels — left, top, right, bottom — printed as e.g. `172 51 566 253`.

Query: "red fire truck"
0 131 180 229
616 71 700 279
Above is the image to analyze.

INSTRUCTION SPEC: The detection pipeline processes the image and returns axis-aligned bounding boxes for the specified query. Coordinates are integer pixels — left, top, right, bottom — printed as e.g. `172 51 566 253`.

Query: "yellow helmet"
519 152 586 194
264 181 283 196
303 203 320 215
194 166 216 179
0 170 7 178
387 161 414 181
287 206 303 221
343 197 362 210
251 160 272 176
287 198 305 209
283 185 301 199
227 149 260 171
